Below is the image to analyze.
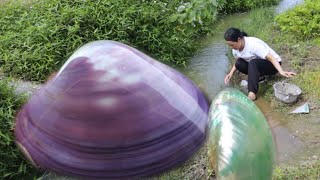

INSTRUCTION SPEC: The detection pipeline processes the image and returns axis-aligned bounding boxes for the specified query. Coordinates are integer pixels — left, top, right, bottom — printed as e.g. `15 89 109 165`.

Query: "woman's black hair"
224 27 248 42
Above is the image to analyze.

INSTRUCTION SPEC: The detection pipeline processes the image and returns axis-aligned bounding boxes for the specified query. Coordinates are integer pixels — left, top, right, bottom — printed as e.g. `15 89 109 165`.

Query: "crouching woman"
224 27 296 100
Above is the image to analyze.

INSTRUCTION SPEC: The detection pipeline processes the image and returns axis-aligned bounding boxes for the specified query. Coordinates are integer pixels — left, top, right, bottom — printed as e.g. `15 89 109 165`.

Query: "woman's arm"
229 63 237 75
265 53 296 77
224 60 238 84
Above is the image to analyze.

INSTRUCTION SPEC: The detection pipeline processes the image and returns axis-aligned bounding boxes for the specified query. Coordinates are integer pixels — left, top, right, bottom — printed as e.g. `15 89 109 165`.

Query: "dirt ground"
266 44 320 165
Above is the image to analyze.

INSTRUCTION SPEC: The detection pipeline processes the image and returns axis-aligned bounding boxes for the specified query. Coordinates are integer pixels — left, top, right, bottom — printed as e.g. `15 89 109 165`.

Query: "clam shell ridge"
14 40 209 179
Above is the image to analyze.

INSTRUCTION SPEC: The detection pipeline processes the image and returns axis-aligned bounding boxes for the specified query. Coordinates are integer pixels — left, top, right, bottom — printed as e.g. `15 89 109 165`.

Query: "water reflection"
181 43 229 100
275 0 304 14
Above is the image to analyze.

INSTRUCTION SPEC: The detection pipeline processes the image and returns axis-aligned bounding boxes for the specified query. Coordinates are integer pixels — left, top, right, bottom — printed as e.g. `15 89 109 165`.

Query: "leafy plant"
275 0 320 40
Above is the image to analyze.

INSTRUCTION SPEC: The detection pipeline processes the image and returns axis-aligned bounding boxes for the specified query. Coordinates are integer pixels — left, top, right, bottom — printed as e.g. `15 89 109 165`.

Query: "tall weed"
228 8 277 46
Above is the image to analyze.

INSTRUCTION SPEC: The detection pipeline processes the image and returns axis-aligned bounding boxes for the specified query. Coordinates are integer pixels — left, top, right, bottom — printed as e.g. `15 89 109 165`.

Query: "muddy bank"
273 38 320 165
255 97 320 166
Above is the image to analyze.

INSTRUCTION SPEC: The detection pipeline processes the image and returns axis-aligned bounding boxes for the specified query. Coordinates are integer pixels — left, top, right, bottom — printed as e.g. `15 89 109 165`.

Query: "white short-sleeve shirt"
232 36 281 62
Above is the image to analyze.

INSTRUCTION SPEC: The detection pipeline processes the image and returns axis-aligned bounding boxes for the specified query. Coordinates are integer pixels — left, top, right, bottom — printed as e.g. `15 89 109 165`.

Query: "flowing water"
177 0 316 165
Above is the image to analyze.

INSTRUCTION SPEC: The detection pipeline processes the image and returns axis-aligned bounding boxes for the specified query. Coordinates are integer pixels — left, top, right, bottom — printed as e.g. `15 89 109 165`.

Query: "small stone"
312 155 318 160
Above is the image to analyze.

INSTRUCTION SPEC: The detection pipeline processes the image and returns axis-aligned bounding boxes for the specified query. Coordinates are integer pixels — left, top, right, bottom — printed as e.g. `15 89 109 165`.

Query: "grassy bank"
0 79 41 179
0 0 280 82
0 0 221 82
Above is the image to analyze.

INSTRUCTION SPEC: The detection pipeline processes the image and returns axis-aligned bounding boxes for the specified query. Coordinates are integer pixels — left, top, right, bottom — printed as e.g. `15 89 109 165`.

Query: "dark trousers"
235 58 280 94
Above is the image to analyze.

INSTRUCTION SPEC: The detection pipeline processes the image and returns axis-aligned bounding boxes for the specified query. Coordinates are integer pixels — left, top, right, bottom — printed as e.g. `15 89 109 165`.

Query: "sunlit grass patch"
273 160 320 180
293 67 320 100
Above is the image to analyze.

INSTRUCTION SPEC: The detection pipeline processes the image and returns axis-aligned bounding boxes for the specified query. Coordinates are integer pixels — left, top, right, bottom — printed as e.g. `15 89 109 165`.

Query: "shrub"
275 0 320 40
220 0 280 14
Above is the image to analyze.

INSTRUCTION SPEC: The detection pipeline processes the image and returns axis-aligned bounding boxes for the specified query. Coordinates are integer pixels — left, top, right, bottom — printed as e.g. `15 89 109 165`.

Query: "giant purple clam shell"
14 40 209 179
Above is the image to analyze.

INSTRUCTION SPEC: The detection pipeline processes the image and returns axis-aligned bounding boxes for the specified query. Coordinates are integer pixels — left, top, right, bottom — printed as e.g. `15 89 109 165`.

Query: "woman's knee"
235 58 246 70
248 59 259 66
235 59 242 69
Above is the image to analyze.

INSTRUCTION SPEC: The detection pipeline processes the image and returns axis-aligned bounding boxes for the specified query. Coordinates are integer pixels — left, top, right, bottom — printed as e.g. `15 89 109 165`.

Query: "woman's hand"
266 54 297 78
279 71 296 78
224 73 233 84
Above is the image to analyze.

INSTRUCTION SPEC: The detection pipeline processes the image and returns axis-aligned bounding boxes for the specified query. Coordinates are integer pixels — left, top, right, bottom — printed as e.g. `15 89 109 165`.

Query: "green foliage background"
0 0 223 82
220 0 280 14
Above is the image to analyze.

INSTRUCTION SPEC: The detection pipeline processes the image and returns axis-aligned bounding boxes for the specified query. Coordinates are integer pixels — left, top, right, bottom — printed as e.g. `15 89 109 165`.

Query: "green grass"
0 0 220 82
293 67 320 100
273 161 320 180
154 145 214 180
0 78 41 179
